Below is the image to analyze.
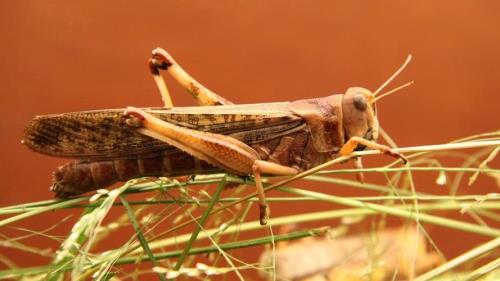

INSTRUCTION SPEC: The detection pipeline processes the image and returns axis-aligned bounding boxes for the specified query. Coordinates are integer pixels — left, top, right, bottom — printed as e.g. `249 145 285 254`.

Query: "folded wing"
23 103 305 161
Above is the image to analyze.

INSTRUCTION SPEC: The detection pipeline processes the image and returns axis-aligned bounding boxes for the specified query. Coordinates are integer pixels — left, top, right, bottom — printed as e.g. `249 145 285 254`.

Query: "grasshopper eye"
353 94 367 111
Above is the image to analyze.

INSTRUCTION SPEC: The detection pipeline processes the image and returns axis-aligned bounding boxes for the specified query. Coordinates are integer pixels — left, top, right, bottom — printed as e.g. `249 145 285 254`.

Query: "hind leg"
149 48 233 107
125 107 298 225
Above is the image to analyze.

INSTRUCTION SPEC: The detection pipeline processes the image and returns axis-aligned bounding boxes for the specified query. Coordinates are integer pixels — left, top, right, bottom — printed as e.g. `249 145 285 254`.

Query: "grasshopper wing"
23 104 305 160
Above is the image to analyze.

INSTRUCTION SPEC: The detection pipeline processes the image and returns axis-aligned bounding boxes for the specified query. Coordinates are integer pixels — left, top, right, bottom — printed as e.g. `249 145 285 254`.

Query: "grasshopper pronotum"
23 48 411 225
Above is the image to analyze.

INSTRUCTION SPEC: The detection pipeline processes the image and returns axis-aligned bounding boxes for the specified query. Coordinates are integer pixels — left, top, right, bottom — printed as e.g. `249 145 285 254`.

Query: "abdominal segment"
51 153 220 198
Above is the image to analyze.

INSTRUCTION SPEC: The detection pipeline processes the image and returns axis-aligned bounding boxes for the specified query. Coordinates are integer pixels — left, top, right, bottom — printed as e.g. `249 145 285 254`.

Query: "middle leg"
252 160 298 225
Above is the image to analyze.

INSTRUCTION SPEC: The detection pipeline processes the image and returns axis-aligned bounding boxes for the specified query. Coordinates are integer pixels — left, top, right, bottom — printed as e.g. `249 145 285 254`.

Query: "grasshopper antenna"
373 54 412 96
373 81 414 103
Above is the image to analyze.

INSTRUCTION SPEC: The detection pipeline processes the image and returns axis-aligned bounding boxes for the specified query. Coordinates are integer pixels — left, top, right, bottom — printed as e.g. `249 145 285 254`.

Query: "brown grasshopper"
23 48 411 225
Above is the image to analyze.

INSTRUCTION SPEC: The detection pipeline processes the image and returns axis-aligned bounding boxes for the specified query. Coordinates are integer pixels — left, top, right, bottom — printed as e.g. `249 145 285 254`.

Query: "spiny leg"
150 48 234 106
339 136 408 164
124 107 297 225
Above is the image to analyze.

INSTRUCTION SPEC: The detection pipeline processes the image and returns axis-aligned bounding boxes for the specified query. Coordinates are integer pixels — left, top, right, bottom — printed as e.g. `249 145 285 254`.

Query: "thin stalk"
74 194 500 208
130 200 498 255
118 228 326 265
192 214 245 281
415 237 500 281
317 167 499 175
451 131 500 143
4 193 497 214
3 172 497 215
353 140 500 156
0 197 87 227
0 177 231 212
172 179 225 272
0 198 69 210
280 187 500 237
0 228 324 279
130 208 369 255
124 177 238 194
305 175 426 195
0 162 500 217
120 195 166 281
384 133 500 169
299 175 500 223
390 140 500 155
462 257 500 281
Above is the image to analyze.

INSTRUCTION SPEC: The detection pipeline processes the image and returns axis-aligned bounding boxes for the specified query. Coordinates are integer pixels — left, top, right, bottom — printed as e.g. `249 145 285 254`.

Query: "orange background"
1 0 499 277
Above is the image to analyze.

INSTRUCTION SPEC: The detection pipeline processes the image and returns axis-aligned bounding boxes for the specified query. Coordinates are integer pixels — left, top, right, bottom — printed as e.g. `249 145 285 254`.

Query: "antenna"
373 81 414 103
373 55 412 96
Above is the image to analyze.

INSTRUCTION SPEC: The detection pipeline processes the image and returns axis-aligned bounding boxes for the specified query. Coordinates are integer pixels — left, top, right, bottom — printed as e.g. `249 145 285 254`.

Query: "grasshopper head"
341 55 414 147
341 87 379 143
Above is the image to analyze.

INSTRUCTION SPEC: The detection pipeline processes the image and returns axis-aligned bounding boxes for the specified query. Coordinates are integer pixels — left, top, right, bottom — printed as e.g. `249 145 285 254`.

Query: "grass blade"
173 178 226 272
120 195 167 281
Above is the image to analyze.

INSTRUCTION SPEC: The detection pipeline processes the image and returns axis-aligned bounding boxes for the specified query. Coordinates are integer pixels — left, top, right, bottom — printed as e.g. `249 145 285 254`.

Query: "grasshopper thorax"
341 87 379 144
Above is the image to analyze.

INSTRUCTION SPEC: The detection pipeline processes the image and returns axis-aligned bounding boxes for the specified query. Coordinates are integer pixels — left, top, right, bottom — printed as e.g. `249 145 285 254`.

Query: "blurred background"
0 1 499 279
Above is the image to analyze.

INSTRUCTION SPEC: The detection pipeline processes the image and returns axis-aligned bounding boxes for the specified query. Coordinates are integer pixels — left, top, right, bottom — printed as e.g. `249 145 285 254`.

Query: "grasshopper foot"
123 107 147 127
353 157 365 183
340 137 408 164
384 149 408 164
149 48 173 74
123 106 146 119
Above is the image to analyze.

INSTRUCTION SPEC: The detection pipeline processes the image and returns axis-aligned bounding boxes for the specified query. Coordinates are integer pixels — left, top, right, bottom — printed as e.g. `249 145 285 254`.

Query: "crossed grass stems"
0 131 499 280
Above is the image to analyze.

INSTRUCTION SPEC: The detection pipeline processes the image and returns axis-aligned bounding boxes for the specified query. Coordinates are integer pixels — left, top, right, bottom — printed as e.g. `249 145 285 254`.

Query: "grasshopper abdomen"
51 129 326 198
51 152 221 198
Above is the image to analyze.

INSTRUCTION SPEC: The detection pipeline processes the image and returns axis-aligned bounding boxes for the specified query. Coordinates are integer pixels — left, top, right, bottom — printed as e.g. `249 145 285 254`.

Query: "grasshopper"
23 48 411 225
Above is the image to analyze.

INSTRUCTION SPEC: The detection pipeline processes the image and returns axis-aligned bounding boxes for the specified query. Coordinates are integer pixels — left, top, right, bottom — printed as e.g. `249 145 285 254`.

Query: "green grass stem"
120 195 166 281
280 187 500 237
172 179 226 272
0 228 323 279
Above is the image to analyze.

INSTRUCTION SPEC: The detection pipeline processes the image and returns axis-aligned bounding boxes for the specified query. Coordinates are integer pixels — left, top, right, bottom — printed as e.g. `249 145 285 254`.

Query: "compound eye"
353 94 367 111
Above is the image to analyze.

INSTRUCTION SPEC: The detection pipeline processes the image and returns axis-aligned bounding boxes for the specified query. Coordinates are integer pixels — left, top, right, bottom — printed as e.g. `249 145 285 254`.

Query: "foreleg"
339 136 407 163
